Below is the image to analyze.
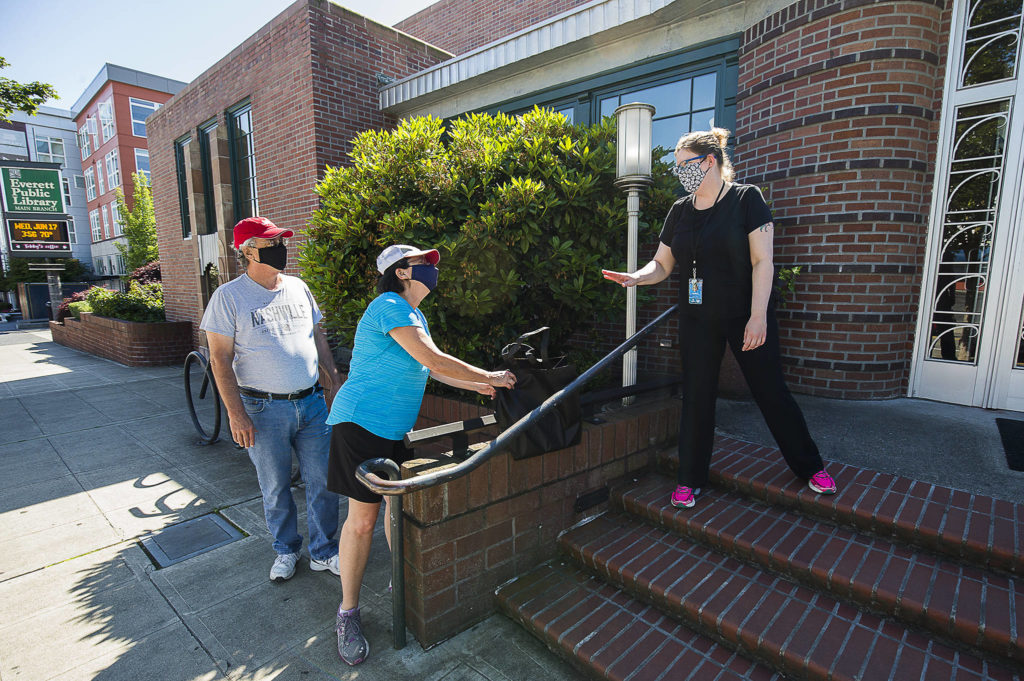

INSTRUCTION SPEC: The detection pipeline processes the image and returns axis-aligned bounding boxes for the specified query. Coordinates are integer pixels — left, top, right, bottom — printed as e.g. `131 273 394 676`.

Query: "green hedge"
301 108 678 372
68 301 92 319
86 282 164 323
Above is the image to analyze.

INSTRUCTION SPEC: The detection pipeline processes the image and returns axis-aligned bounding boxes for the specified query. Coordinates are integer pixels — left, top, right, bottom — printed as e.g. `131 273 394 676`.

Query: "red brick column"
734 0 952 398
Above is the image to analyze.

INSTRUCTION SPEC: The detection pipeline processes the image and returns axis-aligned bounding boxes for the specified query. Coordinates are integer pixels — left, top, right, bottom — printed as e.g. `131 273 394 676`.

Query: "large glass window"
105 148 121 191
84 167 96 201
67 217 77 245
134 148 150 182
599 71 718 159
175 136 192 239
62 177 72 208
110 202 122 237
498 41 736 166
96 161 105 195
35 135 66 165
130 98 159 137
78 125 91 159
228 103 259 222
98 99 115 142
101 205 110 239
89 209 102 242
199 120 218 234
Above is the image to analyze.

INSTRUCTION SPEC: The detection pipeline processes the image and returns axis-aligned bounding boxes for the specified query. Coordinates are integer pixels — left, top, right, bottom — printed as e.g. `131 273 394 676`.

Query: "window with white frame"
105 149 121 191
74 174 85 189
89 210 102 241
78 126 91 159
110 202 122 236
101 205 110 238
67 217 77 245
98 99 115 142
96 161 105 195
35 135 66 165
62 177 72 208
134 148 150 181
129 98 159 137
84 167 96 200
87 116 98 149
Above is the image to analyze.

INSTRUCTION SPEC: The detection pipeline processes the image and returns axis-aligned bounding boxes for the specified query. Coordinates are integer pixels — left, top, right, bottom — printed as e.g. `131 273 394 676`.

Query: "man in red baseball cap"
201 216 342 582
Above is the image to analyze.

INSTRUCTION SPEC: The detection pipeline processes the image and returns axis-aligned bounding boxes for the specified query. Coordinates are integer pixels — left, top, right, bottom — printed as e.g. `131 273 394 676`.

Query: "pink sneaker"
670 485 699 508
808 470 837 495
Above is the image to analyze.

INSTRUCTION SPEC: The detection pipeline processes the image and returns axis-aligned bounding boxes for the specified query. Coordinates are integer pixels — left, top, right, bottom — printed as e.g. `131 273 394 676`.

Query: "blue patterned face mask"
410 264 439 291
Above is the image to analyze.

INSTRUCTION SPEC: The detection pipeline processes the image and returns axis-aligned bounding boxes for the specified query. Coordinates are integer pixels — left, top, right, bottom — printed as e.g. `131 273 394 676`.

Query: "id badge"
688 277 703 305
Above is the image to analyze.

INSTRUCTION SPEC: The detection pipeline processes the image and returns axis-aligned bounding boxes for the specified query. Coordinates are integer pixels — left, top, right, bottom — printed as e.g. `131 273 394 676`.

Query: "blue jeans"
241 391 339 560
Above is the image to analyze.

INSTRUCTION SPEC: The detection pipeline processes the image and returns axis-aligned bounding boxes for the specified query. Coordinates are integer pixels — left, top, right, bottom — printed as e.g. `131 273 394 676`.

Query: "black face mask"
256 243 287 271
410 264 439 292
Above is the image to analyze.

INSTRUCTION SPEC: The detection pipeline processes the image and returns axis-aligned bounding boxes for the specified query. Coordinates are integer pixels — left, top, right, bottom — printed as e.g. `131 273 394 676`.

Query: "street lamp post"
614 103 655 405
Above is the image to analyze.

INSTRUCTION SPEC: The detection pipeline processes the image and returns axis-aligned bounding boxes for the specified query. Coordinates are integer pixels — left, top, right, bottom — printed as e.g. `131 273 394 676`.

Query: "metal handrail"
357 303 677 650
356 303 678 495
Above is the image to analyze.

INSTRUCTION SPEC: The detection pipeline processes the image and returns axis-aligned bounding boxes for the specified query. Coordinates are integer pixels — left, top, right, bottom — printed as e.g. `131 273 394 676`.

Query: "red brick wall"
395 0 593 55
403 391 681 645
147 0 449 342
733 0 951 398
50 314 192 366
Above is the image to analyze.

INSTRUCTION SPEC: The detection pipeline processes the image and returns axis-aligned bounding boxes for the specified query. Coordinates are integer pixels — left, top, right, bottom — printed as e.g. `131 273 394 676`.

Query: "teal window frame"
174 134 192 240
226 100 258 224
488 36 739 151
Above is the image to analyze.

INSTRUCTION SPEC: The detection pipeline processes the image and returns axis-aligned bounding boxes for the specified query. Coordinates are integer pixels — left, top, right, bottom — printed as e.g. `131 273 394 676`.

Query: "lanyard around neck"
690 180 727 277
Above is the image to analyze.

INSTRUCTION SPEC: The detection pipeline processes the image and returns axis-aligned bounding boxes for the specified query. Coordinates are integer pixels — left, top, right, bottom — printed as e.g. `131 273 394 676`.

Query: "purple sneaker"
808 470 837 495
336 607 369 665
670 485 699 508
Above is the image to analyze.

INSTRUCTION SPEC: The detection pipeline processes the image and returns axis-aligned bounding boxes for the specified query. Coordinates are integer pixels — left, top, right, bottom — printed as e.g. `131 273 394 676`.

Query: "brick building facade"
147 0 449 339
72 65 185 277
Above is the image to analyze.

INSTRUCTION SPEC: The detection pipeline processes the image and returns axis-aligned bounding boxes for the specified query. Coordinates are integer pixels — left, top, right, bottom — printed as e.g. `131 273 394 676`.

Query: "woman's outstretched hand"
602 269 639 287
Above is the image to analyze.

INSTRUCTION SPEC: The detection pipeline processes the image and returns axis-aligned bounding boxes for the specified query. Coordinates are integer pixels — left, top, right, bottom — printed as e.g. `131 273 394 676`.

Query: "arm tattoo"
758 221 774 233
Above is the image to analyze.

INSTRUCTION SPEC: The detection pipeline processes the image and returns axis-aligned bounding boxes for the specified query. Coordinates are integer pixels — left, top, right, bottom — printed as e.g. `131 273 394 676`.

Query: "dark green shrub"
301 109 678 372
86 282 164 323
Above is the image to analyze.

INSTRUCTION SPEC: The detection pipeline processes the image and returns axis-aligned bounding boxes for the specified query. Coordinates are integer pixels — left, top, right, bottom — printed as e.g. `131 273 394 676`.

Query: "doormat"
996 418 1024 472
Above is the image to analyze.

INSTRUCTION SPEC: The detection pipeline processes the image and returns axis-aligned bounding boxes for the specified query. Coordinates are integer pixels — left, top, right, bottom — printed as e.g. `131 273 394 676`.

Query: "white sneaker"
310 554 340 576
270 552 299 582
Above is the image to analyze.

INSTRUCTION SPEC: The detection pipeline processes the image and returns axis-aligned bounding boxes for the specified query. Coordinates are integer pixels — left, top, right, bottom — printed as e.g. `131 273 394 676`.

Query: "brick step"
560 512 1021 681
614 472 1024 665
657 436 1024 576
495 561 783 681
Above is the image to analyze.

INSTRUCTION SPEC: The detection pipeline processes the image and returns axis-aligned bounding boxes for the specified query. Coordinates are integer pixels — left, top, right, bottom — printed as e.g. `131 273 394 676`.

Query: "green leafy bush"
301 108 678 371
68 301 92 319
86 282 164 323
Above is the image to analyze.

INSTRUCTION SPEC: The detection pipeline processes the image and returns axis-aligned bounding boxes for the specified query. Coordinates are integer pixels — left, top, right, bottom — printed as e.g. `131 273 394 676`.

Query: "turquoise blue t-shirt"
327 293 431 439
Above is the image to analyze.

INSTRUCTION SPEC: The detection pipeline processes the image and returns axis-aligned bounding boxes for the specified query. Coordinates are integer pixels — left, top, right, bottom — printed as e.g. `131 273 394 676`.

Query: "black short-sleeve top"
658 183 773 319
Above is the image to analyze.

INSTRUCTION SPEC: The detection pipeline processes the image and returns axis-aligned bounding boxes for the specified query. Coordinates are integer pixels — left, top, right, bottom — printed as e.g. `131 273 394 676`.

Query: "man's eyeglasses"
669 154 708 178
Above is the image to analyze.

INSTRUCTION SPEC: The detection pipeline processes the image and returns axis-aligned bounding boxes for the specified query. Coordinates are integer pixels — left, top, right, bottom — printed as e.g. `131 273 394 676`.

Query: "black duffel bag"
496 327 582 460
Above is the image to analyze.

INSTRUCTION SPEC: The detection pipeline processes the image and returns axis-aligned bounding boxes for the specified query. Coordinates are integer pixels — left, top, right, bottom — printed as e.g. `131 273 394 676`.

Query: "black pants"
677 312 823 488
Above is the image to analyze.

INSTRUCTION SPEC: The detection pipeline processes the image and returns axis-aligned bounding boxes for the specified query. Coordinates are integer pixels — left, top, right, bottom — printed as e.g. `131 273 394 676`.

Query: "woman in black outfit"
602 128 837 508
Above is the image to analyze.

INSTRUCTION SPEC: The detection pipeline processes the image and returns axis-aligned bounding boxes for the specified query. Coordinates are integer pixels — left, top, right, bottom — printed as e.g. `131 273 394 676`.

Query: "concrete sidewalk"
0 329 585 681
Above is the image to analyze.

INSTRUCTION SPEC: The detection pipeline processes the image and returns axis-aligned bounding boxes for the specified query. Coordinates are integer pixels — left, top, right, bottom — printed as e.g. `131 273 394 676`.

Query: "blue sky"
0 0 437 108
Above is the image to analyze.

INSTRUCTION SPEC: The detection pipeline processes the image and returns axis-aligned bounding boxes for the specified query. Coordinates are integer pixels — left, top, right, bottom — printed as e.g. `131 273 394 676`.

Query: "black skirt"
328 421 411 503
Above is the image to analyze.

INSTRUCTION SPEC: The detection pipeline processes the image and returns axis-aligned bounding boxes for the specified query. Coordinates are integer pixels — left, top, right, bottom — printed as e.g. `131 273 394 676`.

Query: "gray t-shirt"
200 273 323 394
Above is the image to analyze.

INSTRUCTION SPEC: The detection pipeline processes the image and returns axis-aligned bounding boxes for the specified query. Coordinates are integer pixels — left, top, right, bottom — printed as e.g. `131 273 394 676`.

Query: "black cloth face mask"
256 243 288 271
410 264 439 291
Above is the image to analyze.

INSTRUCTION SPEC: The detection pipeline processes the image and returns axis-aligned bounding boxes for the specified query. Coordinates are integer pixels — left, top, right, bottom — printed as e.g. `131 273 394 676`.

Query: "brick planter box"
50 313 192 367
399 391 681 647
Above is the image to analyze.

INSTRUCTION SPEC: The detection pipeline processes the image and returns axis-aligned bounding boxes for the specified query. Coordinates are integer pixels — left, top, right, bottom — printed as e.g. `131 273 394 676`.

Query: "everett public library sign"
1 166 65 214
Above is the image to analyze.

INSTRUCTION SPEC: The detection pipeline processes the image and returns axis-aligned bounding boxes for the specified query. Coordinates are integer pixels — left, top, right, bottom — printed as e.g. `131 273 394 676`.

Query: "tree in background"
0 57 58 122
114 172 159 272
